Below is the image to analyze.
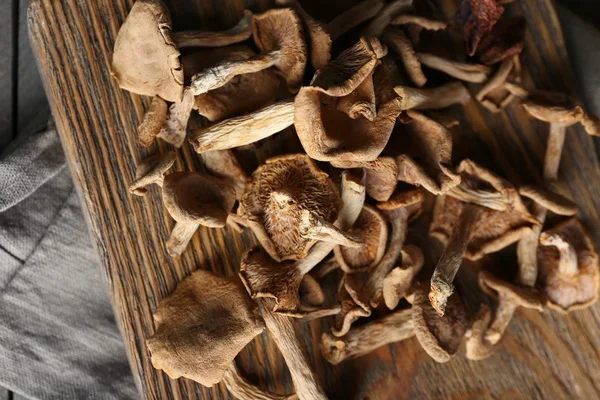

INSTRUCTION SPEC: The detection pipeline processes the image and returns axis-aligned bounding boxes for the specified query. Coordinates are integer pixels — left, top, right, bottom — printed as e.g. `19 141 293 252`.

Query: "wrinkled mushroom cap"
147 269 265 386
383 245 425 310
184 45 280 122
162 172 237 228
377 186 426 222
412 281 469 363
129 151 177 196
334 205 388 273
252 8 307 93
300 274 325 310
518 185 578 216
112 0 183 102
430 159 539 260
331 157 399 202
239 154 342 261
479 270 544 311
537 218 600 313
522 91 585 125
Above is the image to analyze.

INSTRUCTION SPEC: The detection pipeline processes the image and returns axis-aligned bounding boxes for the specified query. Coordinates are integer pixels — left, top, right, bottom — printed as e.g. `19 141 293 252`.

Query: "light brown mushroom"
162 172 237 256
412 281 469 363
171 10 253 48
479 270 544 345
361 0 414 38
155 87 195 147
383 244 424 310
429 159 539 315
200 150 247 200
111 0 183 102
417 53 491 83
383 26 427 87
476 55 520 113
138 96 168 147
331 157 400 202
334 205 389 273
223 363 298 400
129 151 177 196
394 81 471 110
518 185 578 216
189 9 307 95
189 99 294 153
464 304 494 360
239 170 366 316
321 307 414 364
537 218 600 313
296 49 402 162
388 109 461 195
238 154 350 262
390 14 447 30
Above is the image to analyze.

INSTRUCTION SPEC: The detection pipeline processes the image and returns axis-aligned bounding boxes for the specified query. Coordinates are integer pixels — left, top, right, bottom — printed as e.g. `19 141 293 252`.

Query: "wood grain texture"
28 0 600 399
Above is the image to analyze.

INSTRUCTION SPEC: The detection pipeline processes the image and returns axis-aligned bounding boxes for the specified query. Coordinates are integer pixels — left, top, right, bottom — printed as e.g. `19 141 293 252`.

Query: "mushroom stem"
391 15 447 30
190 50 281 95
384 27 426 87
476 57 514 102
189 99 295 153
326 0 386 40
362 0 414 38
430 203 483 316
138 96 168 147
447 185 508 211
503 81 529 98
394 82 470 110
484 297 517 345
417 53 491 83
172 11 253 48
544 123 567 184
166 222 199 257
223 362 298 400
311 257 340 280
261 299 328 400
298 305 343 323
321 308 414 364
540 233 578 275
299 211 362 248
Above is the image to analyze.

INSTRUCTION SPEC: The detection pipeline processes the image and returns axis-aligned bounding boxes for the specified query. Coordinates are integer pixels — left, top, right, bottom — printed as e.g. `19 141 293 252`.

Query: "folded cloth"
0 128 137 399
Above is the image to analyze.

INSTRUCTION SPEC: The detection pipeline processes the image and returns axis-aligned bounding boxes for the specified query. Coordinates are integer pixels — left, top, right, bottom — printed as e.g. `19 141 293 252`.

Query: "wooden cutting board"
28 0 600 399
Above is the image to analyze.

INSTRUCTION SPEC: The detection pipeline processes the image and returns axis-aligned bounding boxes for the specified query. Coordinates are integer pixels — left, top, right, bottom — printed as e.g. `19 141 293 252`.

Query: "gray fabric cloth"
0 128 137 399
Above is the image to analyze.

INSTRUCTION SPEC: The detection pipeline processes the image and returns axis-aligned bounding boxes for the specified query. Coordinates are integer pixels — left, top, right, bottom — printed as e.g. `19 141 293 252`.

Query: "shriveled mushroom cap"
537 218 600 313
383 245 424 310
430 159 539 260
184 46 280 122
522 91 585 125
112 0 183 102
412 281 469 363
300 274 325 310
519 185 578 216
377 186 426 222
129 151 177 196
238 154 342 261
331 157 399 202
162 172 236 228
147 269 265 386
479 270 544 310
334 205 388 273
465 304 494 360
252 8 307 93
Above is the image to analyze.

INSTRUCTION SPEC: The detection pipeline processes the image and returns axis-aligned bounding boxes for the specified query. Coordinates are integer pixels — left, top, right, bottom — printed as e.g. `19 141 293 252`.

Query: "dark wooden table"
26 0 600 399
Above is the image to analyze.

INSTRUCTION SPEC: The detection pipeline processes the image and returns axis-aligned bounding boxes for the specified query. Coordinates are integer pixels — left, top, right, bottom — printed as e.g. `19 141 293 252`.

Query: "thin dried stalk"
138 96 168 147
223 363 298 400
418 53 491 83
391 15 447 30
476 57 514 102
173 11 253 48
362 0 414 38
394 82 470 110
384 27 427 87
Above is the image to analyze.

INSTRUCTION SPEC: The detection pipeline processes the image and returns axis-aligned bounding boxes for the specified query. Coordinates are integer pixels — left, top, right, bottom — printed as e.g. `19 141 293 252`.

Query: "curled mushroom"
537 218 600 313
476 55 520 113
321 307 414 364
383 244 424 310
383 26 427 87
417 53 491 83
172 10 253 48
518 185 578 216
129 151 177 196
394 81 471 110
162 172 237 256
331 157 400 202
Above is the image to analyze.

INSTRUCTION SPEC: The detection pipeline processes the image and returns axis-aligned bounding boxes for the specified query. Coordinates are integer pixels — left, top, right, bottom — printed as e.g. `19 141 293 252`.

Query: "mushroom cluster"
112 0 600 398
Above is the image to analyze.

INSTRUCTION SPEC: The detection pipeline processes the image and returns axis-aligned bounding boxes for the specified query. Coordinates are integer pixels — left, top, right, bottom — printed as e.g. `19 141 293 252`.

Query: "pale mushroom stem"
190 50 281 95
544 124 567 184
540 233 578 275
384 27 427 87
166 222 199 256
321 308 414 365
326 0 386 40
417 53 491 83
172 11 253 48
261 299 328 400
484 297 518 345
298 305 342 323
223 362 298 400
299 211 362 248
394 81 470 110
430 204 483 316
365 208 409 307
447 186 508 211
189 99 295 153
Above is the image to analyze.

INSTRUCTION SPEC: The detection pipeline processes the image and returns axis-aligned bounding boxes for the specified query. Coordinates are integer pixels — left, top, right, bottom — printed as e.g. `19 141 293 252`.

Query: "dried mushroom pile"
113 0 600 398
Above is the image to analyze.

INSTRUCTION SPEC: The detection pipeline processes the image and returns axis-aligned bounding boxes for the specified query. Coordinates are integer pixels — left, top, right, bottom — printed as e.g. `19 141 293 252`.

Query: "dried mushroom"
476 16 526 65
383 244 424 310
537 218 600 313
518 185 578 216
157 87 195 147
172 10 253 48
362 0 414 38
200 150 248 200
417 53 491 83
383 26 427 87
162 172 237 256
138 96 168 147
394 81 471 110
476 55 521 113
331 157 400 202
129 151 176 196
456 0 504 56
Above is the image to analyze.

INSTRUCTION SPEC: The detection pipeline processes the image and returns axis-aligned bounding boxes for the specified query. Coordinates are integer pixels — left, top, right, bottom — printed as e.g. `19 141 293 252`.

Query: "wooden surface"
28 0 600 399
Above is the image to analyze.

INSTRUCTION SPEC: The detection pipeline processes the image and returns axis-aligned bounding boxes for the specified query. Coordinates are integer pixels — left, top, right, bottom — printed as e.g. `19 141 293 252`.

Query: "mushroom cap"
386 110 460 195
334 205 388 273
518 185 578 216
147 269 265 386
537 218 600 313
331 157 399 202
465 304 495 360
522 91 585 125
377 186 426 222
479 270 544 311
239 154 342 261
252 8 308 93
430 159 539 260
111 0 183 102
412 281 469 363
332 297 371 337
295 55 402 162
162 172 236 228
300 274 325 309
382 245 425 310
129 151 177 196
184 45 280 122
